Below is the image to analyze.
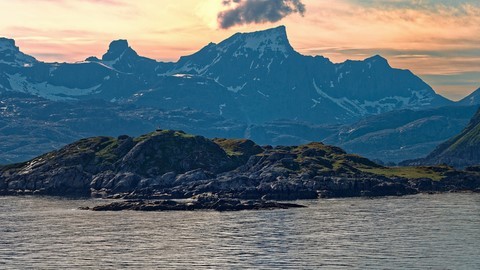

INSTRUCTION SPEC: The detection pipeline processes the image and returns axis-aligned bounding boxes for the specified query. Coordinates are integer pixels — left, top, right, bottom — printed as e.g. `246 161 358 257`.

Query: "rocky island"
1 128 479 212
82 193 307 212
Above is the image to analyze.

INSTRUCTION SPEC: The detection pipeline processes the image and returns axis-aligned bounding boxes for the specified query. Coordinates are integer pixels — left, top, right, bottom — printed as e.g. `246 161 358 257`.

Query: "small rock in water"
88 197 306 212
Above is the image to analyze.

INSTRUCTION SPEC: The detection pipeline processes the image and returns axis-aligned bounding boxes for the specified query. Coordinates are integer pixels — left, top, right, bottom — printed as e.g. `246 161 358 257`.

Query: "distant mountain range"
325 105 479 164
403 107 480 168
0 26 479 165
0 26 456 124
0 91 248 164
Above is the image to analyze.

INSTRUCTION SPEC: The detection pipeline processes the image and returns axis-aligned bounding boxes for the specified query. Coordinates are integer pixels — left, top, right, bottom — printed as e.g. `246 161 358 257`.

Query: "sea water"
1 193 479 269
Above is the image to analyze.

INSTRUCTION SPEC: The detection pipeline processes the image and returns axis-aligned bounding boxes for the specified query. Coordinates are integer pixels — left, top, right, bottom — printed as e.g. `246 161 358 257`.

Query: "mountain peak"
220 25 294 57
109 39 129 51
0 37 36 66
102 39 137 62
459 87 480 106
238 25 289 46
246 25 287 37
365 54 387 62
364 54 390 67
0 37 18 52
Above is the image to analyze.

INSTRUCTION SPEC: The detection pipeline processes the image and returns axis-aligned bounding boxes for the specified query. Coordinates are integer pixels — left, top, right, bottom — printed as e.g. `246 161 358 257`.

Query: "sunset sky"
1 0 479 100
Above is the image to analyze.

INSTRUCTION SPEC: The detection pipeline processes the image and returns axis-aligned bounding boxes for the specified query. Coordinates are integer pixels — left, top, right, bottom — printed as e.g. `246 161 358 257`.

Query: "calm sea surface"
0 193 479 269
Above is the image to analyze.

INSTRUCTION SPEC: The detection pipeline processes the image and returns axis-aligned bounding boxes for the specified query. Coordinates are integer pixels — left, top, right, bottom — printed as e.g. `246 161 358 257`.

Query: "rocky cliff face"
1 130 478 199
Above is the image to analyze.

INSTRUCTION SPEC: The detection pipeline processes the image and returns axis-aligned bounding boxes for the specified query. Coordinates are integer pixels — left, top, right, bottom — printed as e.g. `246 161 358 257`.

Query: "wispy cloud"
8 26 101 39
19 0 127 6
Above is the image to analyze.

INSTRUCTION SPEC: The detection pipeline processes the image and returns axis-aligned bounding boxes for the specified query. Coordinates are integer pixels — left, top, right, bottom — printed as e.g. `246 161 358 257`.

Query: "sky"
0 0 479 100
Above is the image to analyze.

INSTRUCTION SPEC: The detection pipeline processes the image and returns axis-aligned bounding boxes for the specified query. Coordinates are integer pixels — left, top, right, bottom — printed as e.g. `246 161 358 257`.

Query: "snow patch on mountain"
241 26 291 58
313 79 358 115
172 73 194 79
257 90 270 98
7 73 100 101
311 98 321 108
219 104 226 115
313 79 437 116
227 82 247 93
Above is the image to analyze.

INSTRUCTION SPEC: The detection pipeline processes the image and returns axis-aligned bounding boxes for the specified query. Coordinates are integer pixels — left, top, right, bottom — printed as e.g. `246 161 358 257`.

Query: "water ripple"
0 193 479 269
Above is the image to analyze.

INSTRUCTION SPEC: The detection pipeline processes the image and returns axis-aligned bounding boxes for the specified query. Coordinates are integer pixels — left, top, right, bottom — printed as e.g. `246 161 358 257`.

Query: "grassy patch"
449 124 480 150
174 131 195 138
362 166 445 181
213 138 263 157
134 130 195 143
95 138 120 163
214 138 246 156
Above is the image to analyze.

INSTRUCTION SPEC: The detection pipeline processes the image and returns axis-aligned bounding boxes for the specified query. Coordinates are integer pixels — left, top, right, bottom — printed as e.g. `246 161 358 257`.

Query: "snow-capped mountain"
170 26 297 88
169 26 452 123
0 26 453 124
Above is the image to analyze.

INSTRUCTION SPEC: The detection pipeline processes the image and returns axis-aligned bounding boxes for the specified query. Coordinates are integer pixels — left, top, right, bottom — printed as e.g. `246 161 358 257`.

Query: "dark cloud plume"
218 0 306 29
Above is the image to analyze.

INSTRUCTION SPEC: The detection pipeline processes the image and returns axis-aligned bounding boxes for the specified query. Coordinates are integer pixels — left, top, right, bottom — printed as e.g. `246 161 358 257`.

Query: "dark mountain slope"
458 87 480 106
0 91 246 164
403 107 480 167
325 106 478 163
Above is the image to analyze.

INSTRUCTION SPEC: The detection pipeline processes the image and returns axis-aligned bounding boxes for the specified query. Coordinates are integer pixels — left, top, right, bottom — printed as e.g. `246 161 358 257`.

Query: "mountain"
325 106 478 163
0 38 36 67
168 26 452 123
0 91 246 164
2 129 479 199
2 87 471 165
99 39 157 72
403 107 480 168
458 87 480 106
0 26 466 164
0 26 452 124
